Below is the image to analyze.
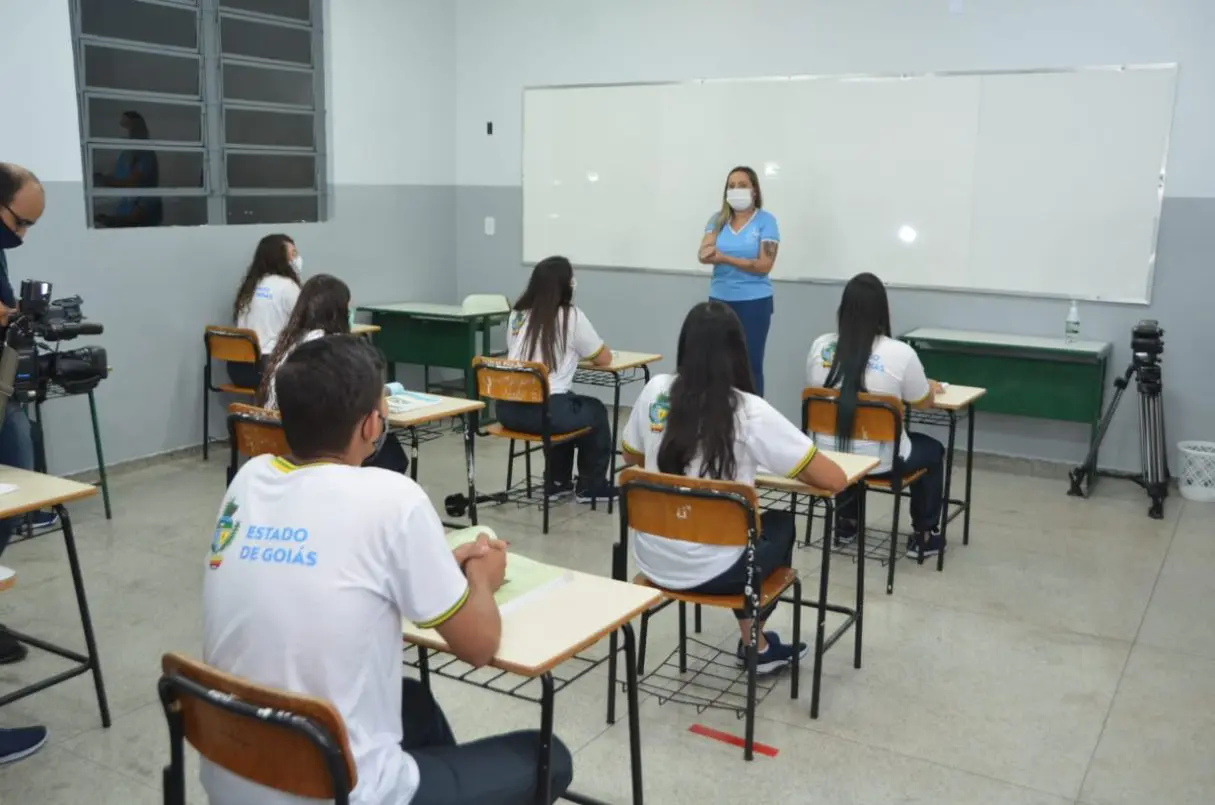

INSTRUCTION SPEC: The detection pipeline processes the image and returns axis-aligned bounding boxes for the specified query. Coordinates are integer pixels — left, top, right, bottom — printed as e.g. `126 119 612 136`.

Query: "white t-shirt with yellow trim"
506 305 604 395
201 456 468 805
622 374 818 589
805 333 931 474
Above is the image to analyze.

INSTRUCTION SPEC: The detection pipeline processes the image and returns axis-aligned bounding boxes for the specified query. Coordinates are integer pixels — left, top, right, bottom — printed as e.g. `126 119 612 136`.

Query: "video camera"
1131 320 1164 364
0 280 108 403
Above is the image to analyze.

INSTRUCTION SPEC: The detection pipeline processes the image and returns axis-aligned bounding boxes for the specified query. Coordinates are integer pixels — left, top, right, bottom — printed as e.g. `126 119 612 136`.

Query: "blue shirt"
706 208 780 302
115 149 164 225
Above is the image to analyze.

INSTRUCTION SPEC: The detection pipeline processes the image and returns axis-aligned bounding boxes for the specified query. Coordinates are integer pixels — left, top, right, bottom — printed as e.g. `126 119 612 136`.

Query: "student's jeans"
497 393 612 491
837 432 946 534
0 401 36 558
684 510 796 621
366 433 410 475
711 296 773 397
225 358 263 391
402 678 573 804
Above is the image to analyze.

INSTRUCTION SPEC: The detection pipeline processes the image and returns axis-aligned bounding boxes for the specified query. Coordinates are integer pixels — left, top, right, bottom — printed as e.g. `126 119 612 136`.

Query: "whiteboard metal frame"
520 63 1178 306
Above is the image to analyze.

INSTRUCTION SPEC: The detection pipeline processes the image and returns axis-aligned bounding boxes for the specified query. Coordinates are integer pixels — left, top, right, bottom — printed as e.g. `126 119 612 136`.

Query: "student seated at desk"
622 302 847 674
806 272 946 559
259 274 410 476
202 335 572 805
230 233 302 388
499 255 616 503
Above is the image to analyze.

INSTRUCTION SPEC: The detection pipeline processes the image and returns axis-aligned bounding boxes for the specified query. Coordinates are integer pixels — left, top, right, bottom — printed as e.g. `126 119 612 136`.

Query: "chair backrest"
472 356 550 404
801 387 904 443
159 653 356 799
227 403 288 459
462 294 511 315
206 326 260 365
618 466 760 548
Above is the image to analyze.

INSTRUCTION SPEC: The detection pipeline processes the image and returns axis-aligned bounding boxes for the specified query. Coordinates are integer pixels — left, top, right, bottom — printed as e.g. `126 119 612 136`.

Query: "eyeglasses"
1 203 35 230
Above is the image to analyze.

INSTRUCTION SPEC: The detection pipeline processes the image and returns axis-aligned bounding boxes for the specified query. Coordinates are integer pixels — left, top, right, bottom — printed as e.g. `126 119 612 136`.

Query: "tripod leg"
1070 364 1134 498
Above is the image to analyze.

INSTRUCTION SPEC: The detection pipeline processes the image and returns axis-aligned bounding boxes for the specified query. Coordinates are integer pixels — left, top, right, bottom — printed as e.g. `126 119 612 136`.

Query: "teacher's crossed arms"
697 165 780 396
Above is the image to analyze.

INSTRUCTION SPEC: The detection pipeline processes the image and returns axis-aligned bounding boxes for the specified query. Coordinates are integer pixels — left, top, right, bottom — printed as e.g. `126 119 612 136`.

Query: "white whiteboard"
522 66 1177 304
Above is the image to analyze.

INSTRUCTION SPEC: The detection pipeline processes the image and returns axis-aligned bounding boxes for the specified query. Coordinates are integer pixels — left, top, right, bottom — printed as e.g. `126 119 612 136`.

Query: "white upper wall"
1 0 455 188
454 0 1215 196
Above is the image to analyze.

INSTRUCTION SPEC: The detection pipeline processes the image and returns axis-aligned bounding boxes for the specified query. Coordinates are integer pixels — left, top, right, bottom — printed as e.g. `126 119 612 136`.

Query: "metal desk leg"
606 372 623 515
86 391 112 520
536 674 556 805
623 623 644 805
465 410 479 526
938 412 957 573
409 427 420 482
60 504 111 727
963 404 976 546
810 494 832 719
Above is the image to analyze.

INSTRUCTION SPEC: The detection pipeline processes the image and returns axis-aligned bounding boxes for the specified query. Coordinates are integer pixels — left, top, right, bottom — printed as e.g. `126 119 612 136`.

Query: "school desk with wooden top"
403 564 662 805
0 468 110 726
387 392 486 527
350 322 380 337
575 351 662 513
754 449 879 718
358 302 509 399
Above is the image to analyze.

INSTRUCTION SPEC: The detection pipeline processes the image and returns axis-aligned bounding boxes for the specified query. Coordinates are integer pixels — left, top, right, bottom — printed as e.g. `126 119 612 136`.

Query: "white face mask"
726 188 754 212
289 255 303 275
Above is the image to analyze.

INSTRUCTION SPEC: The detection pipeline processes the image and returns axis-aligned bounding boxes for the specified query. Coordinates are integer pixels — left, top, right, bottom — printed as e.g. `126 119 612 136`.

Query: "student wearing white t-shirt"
258 274 410 476
806 272 947 559
500 256 615 503
622 302 848 674
230 233 302 388
202 335 573 805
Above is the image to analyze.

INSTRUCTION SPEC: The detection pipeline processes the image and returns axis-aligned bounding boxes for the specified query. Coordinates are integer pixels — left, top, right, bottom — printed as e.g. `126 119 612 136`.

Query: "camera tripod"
1068 321 1169 519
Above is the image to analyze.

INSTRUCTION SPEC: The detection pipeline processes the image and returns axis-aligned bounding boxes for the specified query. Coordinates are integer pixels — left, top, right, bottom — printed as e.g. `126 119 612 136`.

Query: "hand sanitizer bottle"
1065 300 1080 343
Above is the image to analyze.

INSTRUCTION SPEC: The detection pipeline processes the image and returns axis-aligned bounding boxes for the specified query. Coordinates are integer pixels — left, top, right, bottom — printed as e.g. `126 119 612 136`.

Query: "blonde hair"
714 166 763 232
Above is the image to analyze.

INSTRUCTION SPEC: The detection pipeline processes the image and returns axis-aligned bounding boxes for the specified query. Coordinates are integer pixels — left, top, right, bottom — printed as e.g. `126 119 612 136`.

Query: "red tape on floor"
688 723 779 757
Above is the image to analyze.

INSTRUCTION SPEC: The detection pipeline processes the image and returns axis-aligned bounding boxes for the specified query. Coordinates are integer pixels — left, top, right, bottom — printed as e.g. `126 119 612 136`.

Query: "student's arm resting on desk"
573 308 613 367
750 397 848 494
387 499 503 668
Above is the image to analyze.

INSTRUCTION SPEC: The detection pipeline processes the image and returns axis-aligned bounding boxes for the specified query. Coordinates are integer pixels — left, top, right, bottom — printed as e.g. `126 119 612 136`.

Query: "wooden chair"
473 357 592 534
157 653 356 805
225 403 288 485
803 387 938 595
615 467 804 761
204 326 261 461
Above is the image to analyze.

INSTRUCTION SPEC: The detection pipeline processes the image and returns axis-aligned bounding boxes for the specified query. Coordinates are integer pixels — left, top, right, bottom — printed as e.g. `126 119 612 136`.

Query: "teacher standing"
697 165 780 396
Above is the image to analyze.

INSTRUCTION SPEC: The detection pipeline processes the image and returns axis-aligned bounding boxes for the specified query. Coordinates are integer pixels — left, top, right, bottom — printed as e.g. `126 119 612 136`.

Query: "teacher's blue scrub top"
706 208 780 302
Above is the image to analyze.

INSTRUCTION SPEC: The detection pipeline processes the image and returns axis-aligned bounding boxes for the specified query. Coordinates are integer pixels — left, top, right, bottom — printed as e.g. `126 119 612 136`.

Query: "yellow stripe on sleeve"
415 585 470 630
785 444 818 479
621 441 643 456
586 343 606 360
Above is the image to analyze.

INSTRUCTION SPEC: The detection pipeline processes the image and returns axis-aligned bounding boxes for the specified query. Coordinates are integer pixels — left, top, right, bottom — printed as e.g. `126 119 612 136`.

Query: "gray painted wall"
18 182 454 475
456 190 1210 473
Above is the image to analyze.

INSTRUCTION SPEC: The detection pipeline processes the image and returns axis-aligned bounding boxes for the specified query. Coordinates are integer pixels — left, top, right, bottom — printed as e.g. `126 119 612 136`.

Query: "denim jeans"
0 400 36 557
497 393 612 491
838 432 946 533
684 509 796 620
711 296 773 396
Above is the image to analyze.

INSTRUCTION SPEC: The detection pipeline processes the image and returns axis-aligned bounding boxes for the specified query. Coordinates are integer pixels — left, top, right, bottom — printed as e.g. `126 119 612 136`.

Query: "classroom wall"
1 0 457 474
452 0 1213 472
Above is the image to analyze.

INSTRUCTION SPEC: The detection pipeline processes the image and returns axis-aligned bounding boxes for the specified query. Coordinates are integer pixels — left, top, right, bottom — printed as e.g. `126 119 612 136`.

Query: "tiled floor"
1 430 1211 804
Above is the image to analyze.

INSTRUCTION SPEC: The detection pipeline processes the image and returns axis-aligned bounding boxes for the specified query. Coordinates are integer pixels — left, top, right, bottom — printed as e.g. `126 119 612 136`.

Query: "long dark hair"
713 165 764 233
233 234 299 322
823 273 892 451
258 274 351 405
513 256 574 369
657 302 755 479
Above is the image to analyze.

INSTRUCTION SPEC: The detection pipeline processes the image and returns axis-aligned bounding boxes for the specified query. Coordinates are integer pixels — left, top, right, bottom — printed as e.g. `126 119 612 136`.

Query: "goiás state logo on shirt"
509 311 525 337
648 391 670 433
209 499 240 570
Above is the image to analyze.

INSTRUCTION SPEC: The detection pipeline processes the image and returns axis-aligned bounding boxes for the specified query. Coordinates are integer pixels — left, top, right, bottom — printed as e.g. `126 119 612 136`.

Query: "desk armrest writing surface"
0 468 97 519
350 324 381 336
386 395 485 429
403 571 663 677
930 384 987 411
578 351 662 373
755 450 879 496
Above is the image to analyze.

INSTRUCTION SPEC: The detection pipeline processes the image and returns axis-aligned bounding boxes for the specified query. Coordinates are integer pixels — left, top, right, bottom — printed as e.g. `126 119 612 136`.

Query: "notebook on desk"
445 527 572 614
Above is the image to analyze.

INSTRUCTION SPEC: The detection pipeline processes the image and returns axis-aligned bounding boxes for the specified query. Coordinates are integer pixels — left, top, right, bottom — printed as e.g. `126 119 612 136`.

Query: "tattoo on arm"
763 241 779 259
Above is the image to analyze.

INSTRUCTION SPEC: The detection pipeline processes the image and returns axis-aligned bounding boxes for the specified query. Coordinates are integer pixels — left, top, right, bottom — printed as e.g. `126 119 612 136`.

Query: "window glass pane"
88 98 202 143
220 0 310 22
221 15 312 65
224 108 313 148
92 194 207 228
91 146 205 190
226 153 315 189
222 63 312 106
80 0 198 50
84 45 199 96
227 195 318 224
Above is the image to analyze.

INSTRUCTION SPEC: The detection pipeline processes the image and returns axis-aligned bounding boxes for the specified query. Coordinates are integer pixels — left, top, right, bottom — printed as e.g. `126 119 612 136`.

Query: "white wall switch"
484 216 496 236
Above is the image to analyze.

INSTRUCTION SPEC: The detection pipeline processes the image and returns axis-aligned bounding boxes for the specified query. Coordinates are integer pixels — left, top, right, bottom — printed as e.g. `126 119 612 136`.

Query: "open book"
445 527 572 614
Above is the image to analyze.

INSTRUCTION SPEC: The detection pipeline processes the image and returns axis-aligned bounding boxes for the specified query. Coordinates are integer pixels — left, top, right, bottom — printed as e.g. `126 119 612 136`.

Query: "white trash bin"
1177 441 1215 503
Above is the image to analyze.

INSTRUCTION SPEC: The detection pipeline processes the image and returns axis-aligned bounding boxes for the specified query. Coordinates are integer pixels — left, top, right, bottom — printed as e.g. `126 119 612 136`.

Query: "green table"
357 302 509 400
901 327 1112 447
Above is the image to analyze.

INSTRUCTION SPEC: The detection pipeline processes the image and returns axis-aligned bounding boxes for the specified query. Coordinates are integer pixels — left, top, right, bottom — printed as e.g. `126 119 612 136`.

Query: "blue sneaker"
906 529 944 561
0 725 48 765
735 631 809 675
29 511 59 533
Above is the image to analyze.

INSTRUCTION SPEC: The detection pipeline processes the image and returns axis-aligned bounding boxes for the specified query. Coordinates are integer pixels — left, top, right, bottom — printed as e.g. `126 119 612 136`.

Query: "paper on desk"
0 484 17 496
446 527 571 615
386 391 443 415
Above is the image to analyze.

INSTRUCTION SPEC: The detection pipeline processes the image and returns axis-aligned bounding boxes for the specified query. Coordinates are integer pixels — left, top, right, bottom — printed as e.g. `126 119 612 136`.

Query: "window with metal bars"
70 0 326 228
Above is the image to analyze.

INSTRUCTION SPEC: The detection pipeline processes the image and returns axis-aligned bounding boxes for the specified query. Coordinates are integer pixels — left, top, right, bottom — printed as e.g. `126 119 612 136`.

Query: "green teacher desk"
902 327 1112 460
357 302 510 400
